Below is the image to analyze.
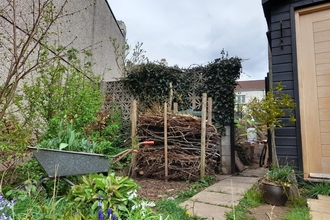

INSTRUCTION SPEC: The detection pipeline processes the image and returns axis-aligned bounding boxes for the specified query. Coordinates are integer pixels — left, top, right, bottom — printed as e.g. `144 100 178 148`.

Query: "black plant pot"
261 181 289 206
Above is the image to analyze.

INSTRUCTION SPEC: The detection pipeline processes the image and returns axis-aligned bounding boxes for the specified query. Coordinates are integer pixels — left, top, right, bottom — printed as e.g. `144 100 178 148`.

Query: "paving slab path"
180 168 267 220
308 194 330 220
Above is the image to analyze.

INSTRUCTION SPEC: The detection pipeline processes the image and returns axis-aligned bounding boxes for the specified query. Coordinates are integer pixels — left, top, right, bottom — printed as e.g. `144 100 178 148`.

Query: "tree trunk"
270 129 279 167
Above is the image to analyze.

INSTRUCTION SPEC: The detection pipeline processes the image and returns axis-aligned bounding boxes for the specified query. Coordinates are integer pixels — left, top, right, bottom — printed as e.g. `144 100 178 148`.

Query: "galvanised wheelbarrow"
27 141 154 187
27 146 112 187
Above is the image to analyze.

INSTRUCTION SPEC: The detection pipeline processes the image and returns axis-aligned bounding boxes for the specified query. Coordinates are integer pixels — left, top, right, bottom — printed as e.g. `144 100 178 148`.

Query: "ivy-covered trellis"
122 50 242 129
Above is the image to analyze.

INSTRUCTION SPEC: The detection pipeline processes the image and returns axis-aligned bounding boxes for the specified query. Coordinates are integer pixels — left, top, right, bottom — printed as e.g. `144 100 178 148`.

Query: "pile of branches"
135 112 221 181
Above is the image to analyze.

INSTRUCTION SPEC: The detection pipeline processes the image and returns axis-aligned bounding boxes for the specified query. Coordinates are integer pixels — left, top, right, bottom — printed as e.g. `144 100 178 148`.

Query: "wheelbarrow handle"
113 141 154 164
140 141 154 145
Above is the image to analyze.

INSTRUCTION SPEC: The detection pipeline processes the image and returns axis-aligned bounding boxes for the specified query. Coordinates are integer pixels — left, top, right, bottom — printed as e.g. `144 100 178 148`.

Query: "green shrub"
68 173 140 219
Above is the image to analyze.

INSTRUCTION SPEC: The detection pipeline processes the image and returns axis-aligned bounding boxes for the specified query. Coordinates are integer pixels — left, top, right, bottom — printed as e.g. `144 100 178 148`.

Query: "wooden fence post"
169 83 173 111
173 102 178 113
200 93 207 179
131 100 137 178
164 102 168 181
207 97 212 125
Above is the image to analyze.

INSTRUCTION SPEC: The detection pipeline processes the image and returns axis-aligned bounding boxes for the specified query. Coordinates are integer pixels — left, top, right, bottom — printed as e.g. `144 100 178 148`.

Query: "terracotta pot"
261 181 289 206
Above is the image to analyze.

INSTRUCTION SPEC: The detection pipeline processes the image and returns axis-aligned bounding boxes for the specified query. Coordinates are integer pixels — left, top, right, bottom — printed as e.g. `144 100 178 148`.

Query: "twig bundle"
136 112 220 181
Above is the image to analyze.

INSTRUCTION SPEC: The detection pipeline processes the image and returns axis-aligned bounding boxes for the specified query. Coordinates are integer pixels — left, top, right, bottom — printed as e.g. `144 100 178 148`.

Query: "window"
236 95 245 104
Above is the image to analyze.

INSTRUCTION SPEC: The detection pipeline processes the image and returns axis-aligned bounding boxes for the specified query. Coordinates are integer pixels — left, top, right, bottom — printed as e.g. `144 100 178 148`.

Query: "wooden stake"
169 82 173 111
173 102 178 113
131 100 137 178
207 97 212 125
201 93 207 179
164 102 168 181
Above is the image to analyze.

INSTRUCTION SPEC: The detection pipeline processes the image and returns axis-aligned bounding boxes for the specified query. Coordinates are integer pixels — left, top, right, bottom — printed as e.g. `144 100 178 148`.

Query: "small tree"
245 82 296 166
0 0 76 121
19 48 103 137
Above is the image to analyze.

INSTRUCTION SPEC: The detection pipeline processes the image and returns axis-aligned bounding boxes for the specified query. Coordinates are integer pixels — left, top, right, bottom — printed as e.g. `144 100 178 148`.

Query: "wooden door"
295 3 330 178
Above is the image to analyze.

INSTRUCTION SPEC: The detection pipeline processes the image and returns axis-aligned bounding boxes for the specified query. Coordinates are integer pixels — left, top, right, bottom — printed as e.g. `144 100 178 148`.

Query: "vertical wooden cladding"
263 0 325 171
268 3 297 167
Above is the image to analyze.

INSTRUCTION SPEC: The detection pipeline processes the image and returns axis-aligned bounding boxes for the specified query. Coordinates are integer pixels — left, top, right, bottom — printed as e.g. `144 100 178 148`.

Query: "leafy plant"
245 82 296 166
264 164 296 187
88 103 125 154
1 159 45 189
303 182 330 198
68 173 140 218
20 47 103 138
39 120 97 153
156 199 203 220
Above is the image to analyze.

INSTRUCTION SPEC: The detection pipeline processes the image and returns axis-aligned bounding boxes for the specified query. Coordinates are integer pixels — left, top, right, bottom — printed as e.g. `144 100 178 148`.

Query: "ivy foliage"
123 50 242 128
199 51 242 127
123 62 193 110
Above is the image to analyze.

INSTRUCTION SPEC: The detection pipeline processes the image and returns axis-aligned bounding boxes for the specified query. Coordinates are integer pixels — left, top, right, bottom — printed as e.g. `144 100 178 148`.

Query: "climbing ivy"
198 51 242 128
123 50 242 129
123 62 194 110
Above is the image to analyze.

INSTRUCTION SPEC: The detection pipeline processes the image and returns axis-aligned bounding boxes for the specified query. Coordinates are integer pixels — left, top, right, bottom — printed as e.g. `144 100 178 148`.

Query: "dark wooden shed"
262 0 330 179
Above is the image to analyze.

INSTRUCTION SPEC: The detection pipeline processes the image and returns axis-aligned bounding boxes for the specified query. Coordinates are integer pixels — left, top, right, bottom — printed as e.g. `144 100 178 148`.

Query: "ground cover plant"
224 179 329 220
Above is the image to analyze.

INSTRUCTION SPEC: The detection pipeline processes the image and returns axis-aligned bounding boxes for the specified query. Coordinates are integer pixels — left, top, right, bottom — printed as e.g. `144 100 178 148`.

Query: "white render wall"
235 90 265 104
0 0 126 82
52 0 126 82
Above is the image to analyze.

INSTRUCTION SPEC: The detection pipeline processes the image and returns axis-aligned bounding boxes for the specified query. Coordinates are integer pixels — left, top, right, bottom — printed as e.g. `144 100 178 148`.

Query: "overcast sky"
107 1 269 81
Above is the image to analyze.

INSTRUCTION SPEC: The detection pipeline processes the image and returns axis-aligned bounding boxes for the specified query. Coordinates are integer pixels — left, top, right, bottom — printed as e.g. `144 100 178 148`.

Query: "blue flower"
107 208 112 218
0 193 15 220
98 209 104 220
112 213 117 220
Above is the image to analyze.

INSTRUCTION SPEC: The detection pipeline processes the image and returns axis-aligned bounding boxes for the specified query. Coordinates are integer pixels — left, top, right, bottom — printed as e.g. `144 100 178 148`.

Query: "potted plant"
260 164 297 206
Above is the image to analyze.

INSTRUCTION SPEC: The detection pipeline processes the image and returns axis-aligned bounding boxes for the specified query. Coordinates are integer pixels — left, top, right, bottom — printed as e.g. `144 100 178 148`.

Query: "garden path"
308 194 330 219
179 168 267 220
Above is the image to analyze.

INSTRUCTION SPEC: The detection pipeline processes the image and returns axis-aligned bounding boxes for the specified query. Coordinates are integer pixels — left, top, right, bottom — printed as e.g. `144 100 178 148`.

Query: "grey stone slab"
180 200 231 220
205 184 251 196
241 167 268 177
211 181 255 189
199 176 260 196
219 176 260 184
214 175 232 181
189 191 242 207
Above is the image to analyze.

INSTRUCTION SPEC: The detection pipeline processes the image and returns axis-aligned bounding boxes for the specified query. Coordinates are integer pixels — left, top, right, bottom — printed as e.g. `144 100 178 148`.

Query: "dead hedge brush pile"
135 112 221 181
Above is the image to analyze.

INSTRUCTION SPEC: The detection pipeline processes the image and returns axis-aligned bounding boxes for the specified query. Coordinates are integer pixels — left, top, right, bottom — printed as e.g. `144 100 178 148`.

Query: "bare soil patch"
134 178 191 201
246 204 291 220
